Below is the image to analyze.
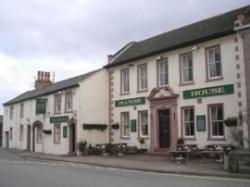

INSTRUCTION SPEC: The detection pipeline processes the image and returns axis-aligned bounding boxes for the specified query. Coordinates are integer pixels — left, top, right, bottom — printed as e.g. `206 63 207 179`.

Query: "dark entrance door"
159 109 171 148
27 125 31 151
5 132 9 148
70 124 76 153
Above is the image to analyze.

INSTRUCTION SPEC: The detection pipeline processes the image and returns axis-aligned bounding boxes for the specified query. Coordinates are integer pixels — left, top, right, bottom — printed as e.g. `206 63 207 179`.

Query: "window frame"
137 63 148 92
157 57 169 87
208 103 225 139
20 103 24 119
120 68 130 95
138 110 149 138
179 52 194 85
54 123 61 144
181 106 195 139
120 112 130 138
10 105 14 119
65 89 73 113
54 93 62 114
205 45 223 81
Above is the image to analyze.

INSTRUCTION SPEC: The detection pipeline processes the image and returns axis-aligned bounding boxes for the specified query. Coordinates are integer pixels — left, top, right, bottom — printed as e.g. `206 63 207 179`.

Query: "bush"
177 138 184 145
77 140 87 154
111 123 119 130
224 117 238 127
87 144 101 155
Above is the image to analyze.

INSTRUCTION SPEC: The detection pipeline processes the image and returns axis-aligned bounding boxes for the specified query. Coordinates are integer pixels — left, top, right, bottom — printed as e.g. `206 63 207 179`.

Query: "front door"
27 125 31 151
5 132 9 148
70 123 76 153
159 109 171 148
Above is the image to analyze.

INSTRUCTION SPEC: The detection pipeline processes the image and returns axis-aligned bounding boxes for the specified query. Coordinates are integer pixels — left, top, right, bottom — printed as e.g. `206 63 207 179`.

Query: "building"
2 69 109 155
0 115 3 147
105 6 250 151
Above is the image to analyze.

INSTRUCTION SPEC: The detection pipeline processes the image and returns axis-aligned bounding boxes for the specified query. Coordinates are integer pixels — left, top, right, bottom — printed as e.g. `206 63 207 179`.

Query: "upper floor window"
180 52 193 84
206 46 222 80
157 58 168 86
138 110 148 137
54 94 62 114
121 112 130 137
10 105 14 119
182 106 195 137
209 104 224 137
20 103 24 118
121 68 129 94
138 63 148 91
65 90 73 112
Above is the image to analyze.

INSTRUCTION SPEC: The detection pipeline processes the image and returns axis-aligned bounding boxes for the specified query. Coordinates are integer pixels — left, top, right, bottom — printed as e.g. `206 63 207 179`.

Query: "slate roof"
3 69 100 106
105 5 250 68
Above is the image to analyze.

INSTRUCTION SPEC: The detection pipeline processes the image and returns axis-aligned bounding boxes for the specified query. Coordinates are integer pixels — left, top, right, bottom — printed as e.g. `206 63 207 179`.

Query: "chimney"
35 71 52 90
107 55 114 64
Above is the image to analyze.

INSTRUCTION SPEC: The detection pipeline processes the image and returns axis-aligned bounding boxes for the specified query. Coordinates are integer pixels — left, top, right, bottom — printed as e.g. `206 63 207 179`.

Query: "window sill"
64 110 73 114
206 76 223 83
137 89 148 93
120 92 130 96
54 112 62 115
179 82 194 86
207 137 226 141
183 137 196 140
137 136 149 140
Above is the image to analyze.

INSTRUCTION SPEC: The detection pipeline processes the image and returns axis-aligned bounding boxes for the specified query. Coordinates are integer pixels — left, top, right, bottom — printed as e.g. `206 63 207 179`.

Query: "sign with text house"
50 116 69 123
115 97 146 107
36 99 46 114
183 84 234 99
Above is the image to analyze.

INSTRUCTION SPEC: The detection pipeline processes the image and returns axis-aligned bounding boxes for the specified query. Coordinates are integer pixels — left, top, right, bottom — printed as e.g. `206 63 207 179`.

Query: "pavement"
5 148 250 179
1 148 250 187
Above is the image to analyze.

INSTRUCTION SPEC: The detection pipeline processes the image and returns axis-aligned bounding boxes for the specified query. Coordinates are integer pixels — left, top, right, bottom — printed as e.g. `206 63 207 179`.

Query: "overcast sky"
0 0 249 114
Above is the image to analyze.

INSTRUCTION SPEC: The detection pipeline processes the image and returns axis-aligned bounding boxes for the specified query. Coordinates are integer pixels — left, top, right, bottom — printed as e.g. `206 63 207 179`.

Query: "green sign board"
130 120 137 132
197 115 206 131
115 97 146 107
36 99 46 114
63 126 67 138
50 116 69 123
183 84 234 99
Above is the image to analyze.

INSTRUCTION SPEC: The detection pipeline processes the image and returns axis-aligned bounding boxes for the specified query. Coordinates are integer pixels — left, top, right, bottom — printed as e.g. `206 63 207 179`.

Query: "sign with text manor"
115 97 146 107
183 84 234 99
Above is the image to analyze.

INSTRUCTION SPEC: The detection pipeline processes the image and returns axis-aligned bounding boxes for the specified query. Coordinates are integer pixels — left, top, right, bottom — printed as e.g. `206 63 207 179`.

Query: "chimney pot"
35 71 52 90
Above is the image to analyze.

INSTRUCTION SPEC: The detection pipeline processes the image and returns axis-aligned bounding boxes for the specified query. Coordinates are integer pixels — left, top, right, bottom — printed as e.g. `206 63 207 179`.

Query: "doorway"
158 109 171 148
69 123 76 154
5 132 9 148
27 125 31 151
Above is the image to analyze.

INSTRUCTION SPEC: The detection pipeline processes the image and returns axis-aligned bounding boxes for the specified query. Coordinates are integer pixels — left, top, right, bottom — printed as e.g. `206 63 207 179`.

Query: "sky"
0 0 249 114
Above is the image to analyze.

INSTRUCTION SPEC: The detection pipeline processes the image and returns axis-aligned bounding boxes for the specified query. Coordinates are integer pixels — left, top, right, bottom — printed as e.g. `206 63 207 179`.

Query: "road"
0 148 249 187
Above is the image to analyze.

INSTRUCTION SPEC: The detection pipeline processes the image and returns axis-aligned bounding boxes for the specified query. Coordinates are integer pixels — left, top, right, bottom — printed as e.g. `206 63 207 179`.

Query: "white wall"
110 34 243 149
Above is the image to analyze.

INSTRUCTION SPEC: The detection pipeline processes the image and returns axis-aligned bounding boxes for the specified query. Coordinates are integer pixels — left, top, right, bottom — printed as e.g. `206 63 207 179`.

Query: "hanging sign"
36 99 46 114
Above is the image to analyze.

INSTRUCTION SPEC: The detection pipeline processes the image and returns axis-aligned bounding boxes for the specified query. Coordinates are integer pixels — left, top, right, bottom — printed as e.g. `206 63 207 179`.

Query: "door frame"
148 86 179 152
27 125 31 151
69 123 77 155
158 108 171 148
5 131 9 148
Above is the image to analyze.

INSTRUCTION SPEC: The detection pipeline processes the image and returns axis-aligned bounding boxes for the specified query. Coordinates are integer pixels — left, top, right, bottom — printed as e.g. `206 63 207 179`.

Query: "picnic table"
169 144 198 163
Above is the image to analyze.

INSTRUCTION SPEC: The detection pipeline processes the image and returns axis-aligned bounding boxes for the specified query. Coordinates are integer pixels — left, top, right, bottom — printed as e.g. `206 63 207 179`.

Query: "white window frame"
121 68 130 94
209 104 224 138
65 90 73 112
206 46 222 80
138 110 148 137
138 63 148 91
20 103 24 118
121 112 130 137
54 94 62 114
157 58 168 86
180 52 193 83
182 107 195 138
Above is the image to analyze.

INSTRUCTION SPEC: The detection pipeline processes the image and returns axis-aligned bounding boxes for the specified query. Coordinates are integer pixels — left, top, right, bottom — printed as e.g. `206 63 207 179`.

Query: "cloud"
0 0 249 114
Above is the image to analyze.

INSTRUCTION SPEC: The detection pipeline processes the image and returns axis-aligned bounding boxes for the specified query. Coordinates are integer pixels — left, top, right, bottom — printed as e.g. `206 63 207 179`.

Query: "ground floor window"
138 110 148 137
209 104 224 137
54 123 61 144
121 112 130 137
36 127 42 144
20 125 24 141
182 106 195 137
